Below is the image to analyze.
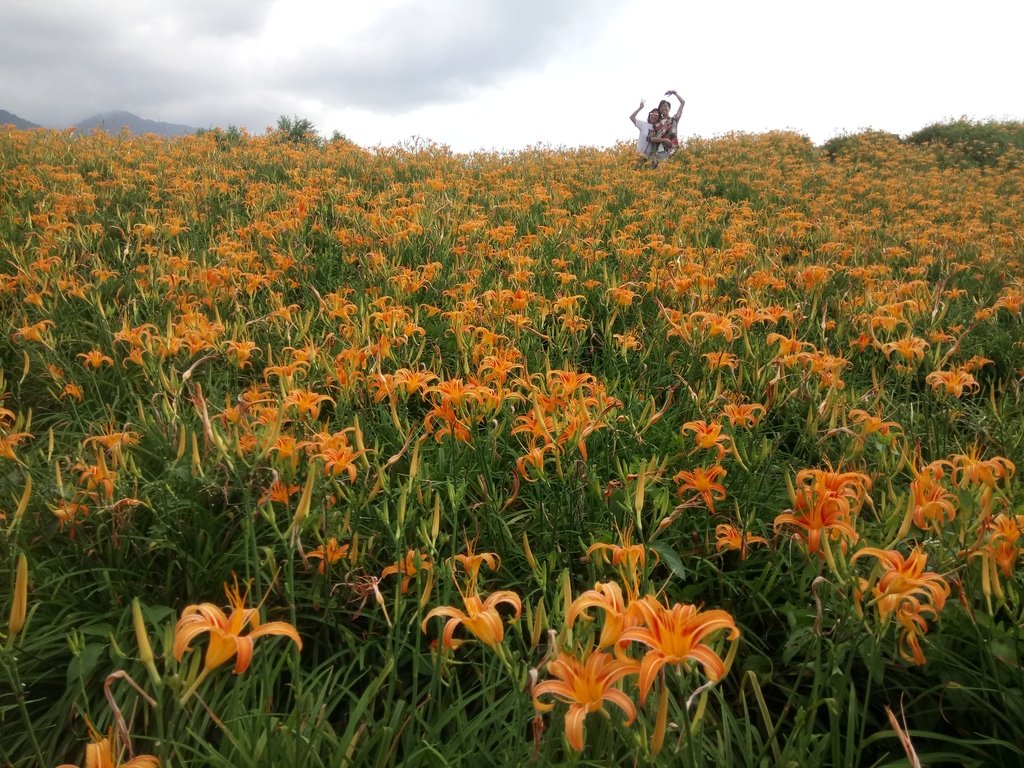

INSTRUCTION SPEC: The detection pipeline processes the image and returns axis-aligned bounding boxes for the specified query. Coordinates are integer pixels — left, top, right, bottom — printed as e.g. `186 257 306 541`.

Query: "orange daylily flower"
767 331 812 357
0 431 33 462
965 513 1024 600
757 305 792 325
587 533 656 601
853 546 950 618
681 419 731 460
881 335 929 367
891 598 937 666
697 312 738 341
703 351 738 370
283 388 334 419
381 548 434 594
721 402 765 428
619 595 740 703
450 541 501 593
13 319 54 344
515 440 556 481
674 464 728 513
224 339 259 369
907 462 957 532
61 383 85 401
75 457 116 501
307 537 350 574
612 331 643 352
947 445 1014 490
423 401 473 444
56 726 160 768
429 377 481 408
260 479 300 506
979 513 1024 577
368 372 400 404
316 442 365 483
78 349 114 369
392 367 438 397
421 589 522 650
966 514 1024 585
961 354 994 373
606 284 640 307
715 523 769 559
847 409 902 442
774 466 870 558
853 546 950 665
925 368 979 397
173 578 302 700
567 580 639 651
532 650 640 752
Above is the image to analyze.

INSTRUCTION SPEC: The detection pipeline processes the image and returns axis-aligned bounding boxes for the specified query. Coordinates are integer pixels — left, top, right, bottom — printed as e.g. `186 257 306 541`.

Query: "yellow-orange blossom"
173 579 302 701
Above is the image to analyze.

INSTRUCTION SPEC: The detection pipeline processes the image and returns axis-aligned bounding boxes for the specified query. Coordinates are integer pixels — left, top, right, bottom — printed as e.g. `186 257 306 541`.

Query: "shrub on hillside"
820 129 902 161
275 114 323 147
906 118 1024 168
196 124 247 149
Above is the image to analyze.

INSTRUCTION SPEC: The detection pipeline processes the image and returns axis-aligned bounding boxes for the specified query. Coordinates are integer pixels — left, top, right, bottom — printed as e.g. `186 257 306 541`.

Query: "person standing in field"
629 100 665 166
651 90 685 156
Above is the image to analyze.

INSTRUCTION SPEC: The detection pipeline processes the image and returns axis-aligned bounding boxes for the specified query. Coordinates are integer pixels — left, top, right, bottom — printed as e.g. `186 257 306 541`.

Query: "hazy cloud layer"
273 1 610 109
0 0 614 131
4 0 1020 151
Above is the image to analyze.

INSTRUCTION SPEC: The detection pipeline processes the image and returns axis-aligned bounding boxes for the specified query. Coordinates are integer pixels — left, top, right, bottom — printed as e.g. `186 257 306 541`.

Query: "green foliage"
906 117 1024 167
195 124 247 150
819 129 902 161
823 120 1024 169
275 114 323 147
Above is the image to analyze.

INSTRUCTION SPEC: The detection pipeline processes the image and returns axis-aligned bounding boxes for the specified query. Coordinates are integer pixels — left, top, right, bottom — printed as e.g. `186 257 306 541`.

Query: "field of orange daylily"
1 122 1023 766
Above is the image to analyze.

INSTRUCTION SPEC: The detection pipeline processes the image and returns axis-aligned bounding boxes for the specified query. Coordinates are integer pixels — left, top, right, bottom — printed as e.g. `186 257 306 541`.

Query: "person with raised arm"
629 99 664 167
650 90 685 157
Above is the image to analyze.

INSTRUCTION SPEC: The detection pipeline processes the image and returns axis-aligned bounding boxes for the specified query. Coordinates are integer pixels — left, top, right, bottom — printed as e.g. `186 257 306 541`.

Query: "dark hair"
648 109 660 121
659 100 671 109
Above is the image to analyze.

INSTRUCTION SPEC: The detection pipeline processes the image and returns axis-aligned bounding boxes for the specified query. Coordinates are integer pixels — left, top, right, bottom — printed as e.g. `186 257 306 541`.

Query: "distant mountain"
0 109 41 130
74 110 197 138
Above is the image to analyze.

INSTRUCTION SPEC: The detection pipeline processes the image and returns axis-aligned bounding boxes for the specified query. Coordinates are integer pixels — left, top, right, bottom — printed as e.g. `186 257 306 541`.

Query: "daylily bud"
409 440 421 479
430 494 441 543
175 425 187 461
132 597 162 686
352 415 369 470
633 462 648 515
292 469 316 531
132 598 154 664
530 597 546 650
14 473 31 524
522 532 538 572
7 553 28 645
190 431 203 477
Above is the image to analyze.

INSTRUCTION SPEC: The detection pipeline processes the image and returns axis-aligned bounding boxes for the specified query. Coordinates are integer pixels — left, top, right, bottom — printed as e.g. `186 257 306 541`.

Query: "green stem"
178 666 210 705
1 651 45 765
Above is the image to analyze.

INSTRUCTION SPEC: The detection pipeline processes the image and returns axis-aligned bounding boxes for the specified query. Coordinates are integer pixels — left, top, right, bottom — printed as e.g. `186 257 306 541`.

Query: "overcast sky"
2 0 1021 152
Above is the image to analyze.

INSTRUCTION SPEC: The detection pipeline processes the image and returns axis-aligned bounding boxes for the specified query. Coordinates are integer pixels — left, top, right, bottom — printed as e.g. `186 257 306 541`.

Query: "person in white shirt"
629 100 665 166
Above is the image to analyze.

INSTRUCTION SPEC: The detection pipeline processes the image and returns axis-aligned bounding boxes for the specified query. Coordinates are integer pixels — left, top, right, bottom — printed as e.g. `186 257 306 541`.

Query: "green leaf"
649 540 687 582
